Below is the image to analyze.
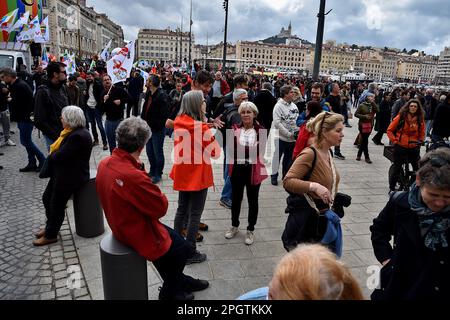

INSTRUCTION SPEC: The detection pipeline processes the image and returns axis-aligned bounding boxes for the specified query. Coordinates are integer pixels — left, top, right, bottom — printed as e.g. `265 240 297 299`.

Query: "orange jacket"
169 114 221 191
387 114 425 149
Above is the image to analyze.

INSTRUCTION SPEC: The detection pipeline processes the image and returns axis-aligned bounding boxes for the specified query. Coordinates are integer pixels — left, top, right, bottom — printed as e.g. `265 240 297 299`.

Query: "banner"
65 52 77 75
34 15 48 43
16 15 40 43
99 39 112 61
0 0 42 42
107 40 135 84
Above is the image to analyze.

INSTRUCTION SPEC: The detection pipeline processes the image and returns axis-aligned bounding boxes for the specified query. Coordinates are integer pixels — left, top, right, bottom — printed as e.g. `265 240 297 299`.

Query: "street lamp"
222 0 229 72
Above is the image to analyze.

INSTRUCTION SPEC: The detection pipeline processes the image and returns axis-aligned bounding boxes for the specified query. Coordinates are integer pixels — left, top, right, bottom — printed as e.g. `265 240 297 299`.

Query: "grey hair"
1 68 17 78
262 82 273 91
417 148 450 189
238 101 259 116
233 89 247 103
368 82 377 92
61 106 86 129
116 117 151 153
180 90 204 121
280 85 293 98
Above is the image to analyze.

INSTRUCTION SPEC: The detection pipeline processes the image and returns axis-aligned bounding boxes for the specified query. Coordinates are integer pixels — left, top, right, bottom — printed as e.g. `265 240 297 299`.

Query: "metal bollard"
73 169 105 238
100 233 148 300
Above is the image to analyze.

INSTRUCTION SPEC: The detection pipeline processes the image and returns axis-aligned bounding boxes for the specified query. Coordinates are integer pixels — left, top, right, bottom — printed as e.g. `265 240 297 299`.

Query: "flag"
34 16 49 43
136 68 149 84
0 0 42 43
107 40 135 84
16 15 40 43
10 11 29 33
41 46 48 68
99 39 112 61
0 8 18 33
66 53 77 75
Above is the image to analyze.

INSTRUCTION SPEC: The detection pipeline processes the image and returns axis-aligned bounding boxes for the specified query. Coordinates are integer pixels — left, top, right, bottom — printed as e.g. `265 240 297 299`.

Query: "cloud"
86 0 449 55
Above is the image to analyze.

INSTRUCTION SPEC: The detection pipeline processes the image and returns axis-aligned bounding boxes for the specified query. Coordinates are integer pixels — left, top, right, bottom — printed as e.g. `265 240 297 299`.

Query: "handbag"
39 157 51 179
361 122 372 134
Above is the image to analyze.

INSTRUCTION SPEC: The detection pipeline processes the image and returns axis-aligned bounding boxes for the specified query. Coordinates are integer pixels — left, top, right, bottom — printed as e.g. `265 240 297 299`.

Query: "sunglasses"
320 111 331 130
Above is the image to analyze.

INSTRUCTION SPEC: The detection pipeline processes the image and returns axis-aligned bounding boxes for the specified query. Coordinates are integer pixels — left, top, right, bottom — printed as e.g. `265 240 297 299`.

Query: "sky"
86 0 450 56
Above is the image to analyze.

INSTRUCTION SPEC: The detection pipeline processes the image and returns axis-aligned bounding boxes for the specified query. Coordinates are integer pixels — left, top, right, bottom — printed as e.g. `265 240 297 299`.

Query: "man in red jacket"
96 117 209 300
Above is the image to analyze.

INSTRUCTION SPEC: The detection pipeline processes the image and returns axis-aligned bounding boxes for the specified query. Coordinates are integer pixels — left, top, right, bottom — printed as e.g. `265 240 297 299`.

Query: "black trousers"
231 164 261 231
357 132 371 158
42 179 74 239
126 97 140 118
153 226 193 298
373 130 384 143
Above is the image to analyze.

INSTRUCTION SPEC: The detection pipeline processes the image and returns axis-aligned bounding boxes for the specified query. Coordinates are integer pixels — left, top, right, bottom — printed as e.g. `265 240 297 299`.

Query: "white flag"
34 16 49 43
17 15 40 43
137 68 149 84
100 39 112 61
66 53 77 75
10 11 29 33
0 8 18 33
107 40 135 84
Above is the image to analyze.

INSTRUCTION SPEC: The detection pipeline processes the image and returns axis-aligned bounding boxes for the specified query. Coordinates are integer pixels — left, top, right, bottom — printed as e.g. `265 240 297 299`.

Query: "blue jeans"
271 140 295 180
221 162 232 201
18 122 46 167
86 108 107 144
146 128 165 178
105 119 122 154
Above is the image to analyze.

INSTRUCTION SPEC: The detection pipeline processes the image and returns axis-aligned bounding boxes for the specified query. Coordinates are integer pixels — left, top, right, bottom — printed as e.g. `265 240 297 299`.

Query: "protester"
370 148 450 300
170 90 220 264
238 244 364 300
387 99 425 192
355 93 379 164
0 70 15 147
2 68 45 172
67 75 80 106
84 70 107 150
127 71 144 117
282 112 344 251
432 93 450 141
254 82 277 131
372 91 392 145
33 106 92 246
96 117 209 300
224 102 267 245
34 62 69 149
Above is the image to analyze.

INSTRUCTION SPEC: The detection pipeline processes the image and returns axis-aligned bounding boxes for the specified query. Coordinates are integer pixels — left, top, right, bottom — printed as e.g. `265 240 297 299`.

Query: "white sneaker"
245 230 254 245
5 139 15 146
225 227 238 239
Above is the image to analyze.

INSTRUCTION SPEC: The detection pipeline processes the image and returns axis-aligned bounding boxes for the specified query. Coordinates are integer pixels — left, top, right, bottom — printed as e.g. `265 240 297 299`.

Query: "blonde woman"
282 112 345 251
238 244 364 300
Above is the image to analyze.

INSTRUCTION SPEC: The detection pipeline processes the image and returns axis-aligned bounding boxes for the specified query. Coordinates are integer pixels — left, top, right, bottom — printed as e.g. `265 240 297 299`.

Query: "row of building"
42 0 124 59
136 25 450 83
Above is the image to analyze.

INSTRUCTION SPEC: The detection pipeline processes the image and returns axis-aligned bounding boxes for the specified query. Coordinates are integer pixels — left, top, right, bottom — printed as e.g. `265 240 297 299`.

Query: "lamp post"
188 0 193 73
312 0 332 81
77 0 82 58
222 0 229 72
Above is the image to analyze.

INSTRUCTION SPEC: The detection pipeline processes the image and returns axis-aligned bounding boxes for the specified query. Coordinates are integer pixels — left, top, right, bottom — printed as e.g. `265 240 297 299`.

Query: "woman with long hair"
387 99 425 192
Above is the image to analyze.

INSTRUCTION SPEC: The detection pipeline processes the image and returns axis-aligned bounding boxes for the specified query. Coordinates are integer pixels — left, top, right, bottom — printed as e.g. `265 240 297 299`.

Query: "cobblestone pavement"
0 124 90 300
1 116 395 300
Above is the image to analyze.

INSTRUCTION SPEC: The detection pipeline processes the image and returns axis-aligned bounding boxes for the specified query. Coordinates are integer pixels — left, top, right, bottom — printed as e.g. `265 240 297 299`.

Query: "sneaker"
271 177 278 186
225 226 238 239
365 158 373 164
356 156 361 161
219 198 232 209
245 230 254 245
152 176 161 184
102 144 108 151
334 153 346 160
5 139 15 146
198 222 209 231
186 250 207 265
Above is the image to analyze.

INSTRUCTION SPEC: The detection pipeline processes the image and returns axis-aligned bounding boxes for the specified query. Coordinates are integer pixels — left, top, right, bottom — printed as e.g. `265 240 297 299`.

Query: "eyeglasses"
320 111 331 130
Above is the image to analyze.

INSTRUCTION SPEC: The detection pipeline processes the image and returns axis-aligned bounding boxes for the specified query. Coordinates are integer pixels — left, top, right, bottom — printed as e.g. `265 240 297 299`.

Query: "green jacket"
355 101 379 129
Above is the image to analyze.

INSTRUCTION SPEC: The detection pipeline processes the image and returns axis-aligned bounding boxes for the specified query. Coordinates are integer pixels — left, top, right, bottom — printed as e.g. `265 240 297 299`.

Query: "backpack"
223 103 241 129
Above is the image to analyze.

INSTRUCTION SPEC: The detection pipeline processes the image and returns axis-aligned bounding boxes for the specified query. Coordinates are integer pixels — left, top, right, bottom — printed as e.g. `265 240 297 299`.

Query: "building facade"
437 47 450 83
42 0 124 59
316 47 357 75
137 28 193 65
236 41 311 73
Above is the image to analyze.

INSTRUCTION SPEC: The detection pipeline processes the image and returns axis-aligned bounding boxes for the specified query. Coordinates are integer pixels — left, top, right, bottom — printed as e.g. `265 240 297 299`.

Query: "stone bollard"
73 169 105 238
100 233 149 300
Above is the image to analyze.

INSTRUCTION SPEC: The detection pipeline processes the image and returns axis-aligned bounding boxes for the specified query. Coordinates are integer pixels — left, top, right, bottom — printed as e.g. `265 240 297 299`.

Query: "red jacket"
96 148 171 261
170 114 221 191
292 124 312 159
220 79 231 96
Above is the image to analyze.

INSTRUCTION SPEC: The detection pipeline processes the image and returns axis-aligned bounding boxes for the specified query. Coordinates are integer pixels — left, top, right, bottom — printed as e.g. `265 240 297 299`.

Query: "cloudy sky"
87 0 450 55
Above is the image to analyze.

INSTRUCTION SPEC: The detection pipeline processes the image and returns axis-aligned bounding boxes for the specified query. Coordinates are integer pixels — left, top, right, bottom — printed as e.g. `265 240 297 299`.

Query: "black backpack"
223 103 241 129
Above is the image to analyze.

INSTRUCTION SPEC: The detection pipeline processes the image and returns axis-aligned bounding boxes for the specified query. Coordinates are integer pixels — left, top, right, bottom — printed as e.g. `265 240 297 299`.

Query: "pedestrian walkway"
0 119 393 300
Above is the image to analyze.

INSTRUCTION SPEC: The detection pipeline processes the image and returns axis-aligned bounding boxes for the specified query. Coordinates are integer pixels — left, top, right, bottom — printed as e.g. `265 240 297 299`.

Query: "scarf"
408 183 450 251
50 128 73 154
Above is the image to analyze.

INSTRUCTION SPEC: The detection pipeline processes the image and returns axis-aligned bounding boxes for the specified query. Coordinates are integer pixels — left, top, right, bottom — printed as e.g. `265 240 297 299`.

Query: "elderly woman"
170 90 220 264
282 112 345 251
224 101 267 245
34 106 93 246
238 244 364 300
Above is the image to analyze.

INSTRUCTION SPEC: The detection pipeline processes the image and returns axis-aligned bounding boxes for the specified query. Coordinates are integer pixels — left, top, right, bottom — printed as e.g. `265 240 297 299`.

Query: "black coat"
254 90 277 131
48 128 93 191
370 192 450 300
84 78 104 108
375 99 392 133
141 88 170 132
433 102 450 139
100 85 129 121
34 82 69 141
8 78 34 122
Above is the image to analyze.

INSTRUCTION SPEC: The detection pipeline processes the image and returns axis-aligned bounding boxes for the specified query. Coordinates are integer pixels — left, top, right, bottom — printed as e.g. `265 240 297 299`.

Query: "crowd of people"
0 58 449 300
